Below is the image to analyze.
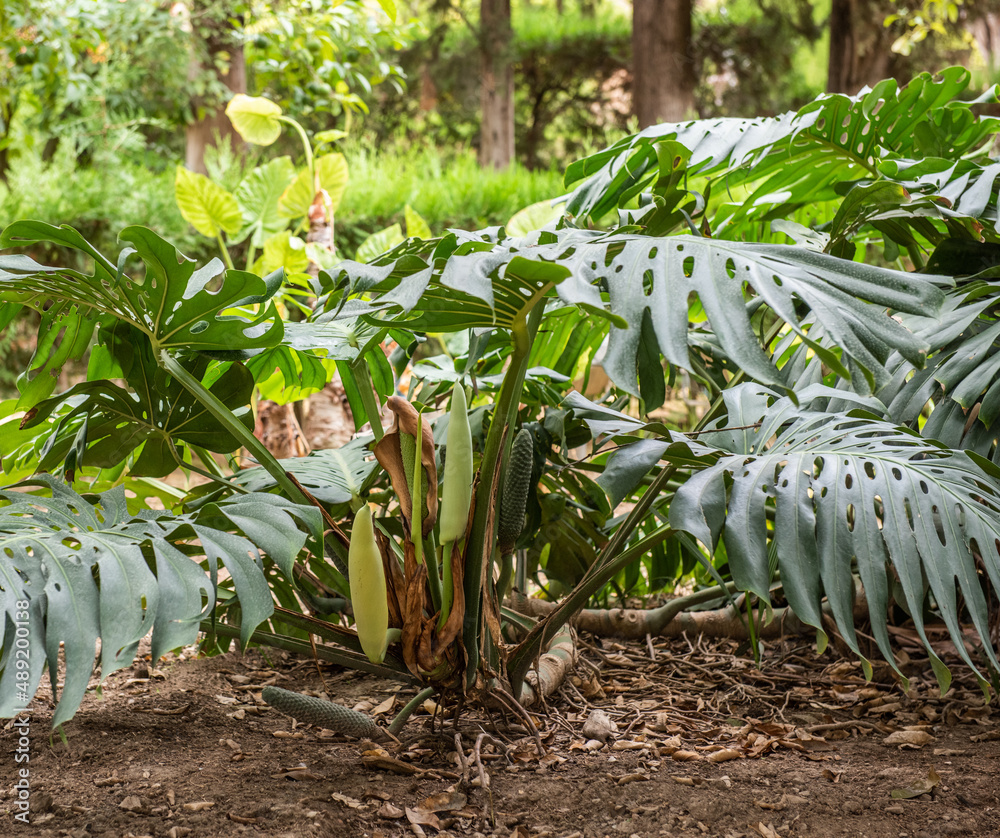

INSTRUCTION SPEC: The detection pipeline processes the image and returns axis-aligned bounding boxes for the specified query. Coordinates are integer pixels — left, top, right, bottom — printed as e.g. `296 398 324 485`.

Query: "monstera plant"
3 67 1000 729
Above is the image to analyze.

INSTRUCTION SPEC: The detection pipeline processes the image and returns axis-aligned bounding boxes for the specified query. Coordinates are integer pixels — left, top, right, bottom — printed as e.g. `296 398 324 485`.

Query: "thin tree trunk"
970 10 1000 72
826 0 854 93
184 3 246 175
826 0 900 95
479 0 515 170
631 0 695 128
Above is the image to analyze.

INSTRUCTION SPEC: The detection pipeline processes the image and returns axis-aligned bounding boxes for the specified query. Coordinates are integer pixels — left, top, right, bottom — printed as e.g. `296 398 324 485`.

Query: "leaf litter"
9 632 1000 836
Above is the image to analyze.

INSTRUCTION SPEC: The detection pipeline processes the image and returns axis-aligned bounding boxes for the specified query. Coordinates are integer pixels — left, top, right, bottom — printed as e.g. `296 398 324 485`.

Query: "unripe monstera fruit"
439 385 474 545
348 505 389 663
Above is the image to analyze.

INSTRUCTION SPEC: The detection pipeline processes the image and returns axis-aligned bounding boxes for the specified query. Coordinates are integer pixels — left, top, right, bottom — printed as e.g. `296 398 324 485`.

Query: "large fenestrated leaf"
0 223 284 408
224 437 377 506
323 231 573 332
565 68 999 235
666 384 1000 685
329 227 943 399
0 478 320 726
20 325 256 478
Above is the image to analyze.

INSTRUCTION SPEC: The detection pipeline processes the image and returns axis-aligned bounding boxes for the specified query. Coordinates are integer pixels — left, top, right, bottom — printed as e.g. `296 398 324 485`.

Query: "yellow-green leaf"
261 231 309 275
356 224 403 263
225 94 283 146
375 0 396 21
278 153 350 219
506 199 566 237
404 204 432 240
174 166 242 238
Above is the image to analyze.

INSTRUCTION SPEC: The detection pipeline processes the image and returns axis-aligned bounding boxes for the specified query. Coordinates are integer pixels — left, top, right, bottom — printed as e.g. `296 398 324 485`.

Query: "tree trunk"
479 0 515 170
826 0 854 94
631 0 695 128
826 0 900 95
184 3 246 175
970 10 1000 72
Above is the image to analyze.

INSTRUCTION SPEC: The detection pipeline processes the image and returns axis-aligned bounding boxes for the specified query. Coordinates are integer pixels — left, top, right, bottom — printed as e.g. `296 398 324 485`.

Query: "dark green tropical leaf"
20 325 255 477
565 68 998 238
0 223 284 408
0 478 317 726
667 384 1000 684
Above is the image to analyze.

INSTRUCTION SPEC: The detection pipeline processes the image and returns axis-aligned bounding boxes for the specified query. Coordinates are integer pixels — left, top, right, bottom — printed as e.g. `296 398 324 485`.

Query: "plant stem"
462 302 546 688
350 356 384 442
160 351 308 504
507 523 676 696
507 317 790 694
278 115 315 195
388 686 435 736
216 232 235 271
202 619 414 682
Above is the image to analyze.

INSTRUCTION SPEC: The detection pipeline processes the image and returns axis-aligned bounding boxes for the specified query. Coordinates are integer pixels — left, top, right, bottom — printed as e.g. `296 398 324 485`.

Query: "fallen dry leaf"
417 790 467 813
405 806 440 830
883 730 934 749
707 748 741 763
378 802 404 819
331 792 364 809
372 695 396 716
617 772 650 785
890 768 940 800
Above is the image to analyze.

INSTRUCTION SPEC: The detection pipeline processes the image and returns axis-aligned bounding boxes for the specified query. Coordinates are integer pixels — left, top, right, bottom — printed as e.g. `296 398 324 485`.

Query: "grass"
337 144 567 250
0 142 568 264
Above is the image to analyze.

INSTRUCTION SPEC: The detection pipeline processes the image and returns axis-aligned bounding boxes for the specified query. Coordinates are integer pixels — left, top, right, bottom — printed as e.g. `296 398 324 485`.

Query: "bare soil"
4 633 1000 838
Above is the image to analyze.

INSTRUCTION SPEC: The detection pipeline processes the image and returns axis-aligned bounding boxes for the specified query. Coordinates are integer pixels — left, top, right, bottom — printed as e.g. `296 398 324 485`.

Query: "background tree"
631 0 696 126
479 0 516 168
182 0 247 175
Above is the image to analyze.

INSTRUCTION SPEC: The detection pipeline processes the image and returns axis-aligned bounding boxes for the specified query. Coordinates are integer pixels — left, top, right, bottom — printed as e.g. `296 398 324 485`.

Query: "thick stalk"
388 686 436 736
278 115 315 195
508 317 789 693
349 356 384 443
202 620 415 683
216 232 235 271
462 302 545 687
508 523 676 696
160 351 308 504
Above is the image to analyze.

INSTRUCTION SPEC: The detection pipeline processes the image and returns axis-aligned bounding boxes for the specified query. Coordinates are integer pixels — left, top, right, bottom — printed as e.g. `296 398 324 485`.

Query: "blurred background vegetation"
0 0 995 272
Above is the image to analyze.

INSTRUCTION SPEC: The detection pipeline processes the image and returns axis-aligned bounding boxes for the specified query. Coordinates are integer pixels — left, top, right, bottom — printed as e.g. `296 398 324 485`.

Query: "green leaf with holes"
0 477 319 727
667 383 1000 688
0 223 284 409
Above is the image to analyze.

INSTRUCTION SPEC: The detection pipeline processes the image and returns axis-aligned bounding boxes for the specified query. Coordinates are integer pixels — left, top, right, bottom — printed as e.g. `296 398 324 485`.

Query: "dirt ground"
4 632 1000 838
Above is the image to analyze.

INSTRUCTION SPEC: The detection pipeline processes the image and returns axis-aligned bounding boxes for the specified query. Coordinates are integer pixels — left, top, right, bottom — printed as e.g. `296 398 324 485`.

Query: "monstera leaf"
565 68 999 239
664 384 1000 688
20 324 256 478
0 477 321 726
0 223 284 408
331 226 944 403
